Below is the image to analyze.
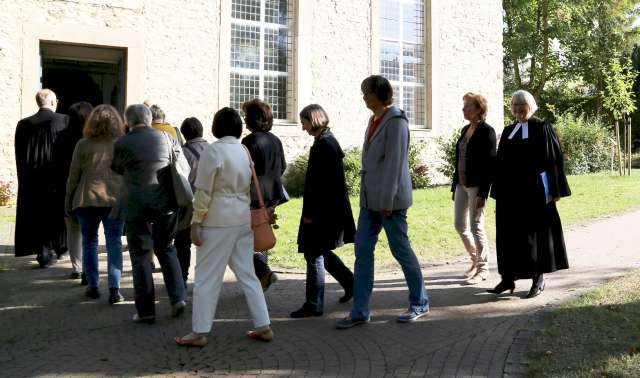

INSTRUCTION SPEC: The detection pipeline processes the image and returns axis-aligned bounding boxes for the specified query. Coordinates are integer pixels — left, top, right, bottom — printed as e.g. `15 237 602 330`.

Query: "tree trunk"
616 120 623 176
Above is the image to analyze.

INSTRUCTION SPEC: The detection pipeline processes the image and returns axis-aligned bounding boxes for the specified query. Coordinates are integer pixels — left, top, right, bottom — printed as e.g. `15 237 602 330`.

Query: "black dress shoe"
486 280 515 295
339 290 353 303
525 277 545 299
85 287 100 299
80 272 88 286
290 307 323 318
36 253 52 269
69 272 80 280
108 288 124 304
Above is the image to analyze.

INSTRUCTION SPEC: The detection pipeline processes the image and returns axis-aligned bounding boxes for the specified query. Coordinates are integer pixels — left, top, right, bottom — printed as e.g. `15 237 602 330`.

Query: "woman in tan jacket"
66 105 125 304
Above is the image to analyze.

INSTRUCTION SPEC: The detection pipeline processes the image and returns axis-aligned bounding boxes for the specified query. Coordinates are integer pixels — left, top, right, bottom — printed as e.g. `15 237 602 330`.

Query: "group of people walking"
14 74 570 347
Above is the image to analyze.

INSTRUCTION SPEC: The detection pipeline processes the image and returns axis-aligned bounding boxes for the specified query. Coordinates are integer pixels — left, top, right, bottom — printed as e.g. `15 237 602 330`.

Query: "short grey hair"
149 104 165 122
125 104 152 127
35 89 56 107
511 90 538 118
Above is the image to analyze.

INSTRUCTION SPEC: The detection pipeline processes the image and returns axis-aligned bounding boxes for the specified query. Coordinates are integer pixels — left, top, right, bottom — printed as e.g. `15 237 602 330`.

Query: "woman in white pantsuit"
175 108 273 347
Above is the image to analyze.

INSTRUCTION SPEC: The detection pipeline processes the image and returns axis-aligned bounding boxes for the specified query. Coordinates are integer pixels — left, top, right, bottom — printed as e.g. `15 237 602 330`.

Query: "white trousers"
454 184 490 272
192 224 270 333
65 216 82 273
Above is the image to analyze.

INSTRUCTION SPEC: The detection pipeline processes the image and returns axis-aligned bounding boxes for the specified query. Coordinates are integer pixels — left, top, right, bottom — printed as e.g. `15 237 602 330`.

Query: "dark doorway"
40 42 126 115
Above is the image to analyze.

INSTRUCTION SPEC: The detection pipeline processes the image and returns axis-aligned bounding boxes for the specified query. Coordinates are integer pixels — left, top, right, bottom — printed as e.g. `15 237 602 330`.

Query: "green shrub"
409 140 430 188
342 147 362 196
436 128 461 181
283 141 430 198
554 113 615 175
283 152 308 198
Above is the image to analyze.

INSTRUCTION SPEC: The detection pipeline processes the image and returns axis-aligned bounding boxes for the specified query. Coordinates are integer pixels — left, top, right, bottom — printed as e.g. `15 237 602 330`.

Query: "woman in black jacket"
241 99 287 291
290 104 355 318
451 93 496 285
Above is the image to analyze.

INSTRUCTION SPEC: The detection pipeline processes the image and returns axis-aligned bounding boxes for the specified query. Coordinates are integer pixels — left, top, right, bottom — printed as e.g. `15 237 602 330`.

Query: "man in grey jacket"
111 104 186 324
336 75 429 329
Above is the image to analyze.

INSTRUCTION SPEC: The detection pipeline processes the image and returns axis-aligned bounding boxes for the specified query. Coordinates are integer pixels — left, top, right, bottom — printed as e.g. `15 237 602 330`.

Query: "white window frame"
227 0 295 123
372 0 431 130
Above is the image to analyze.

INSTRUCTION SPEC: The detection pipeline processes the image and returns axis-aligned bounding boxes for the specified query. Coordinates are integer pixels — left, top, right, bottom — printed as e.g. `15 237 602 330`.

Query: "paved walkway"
1 208 639 377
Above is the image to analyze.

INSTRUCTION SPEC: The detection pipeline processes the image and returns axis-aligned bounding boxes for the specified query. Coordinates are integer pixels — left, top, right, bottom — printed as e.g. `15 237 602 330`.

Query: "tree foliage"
503 0 640 122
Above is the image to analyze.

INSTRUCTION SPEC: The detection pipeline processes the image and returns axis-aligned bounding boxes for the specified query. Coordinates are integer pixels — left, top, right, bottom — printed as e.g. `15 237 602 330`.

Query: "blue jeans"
304 251 353 313
351 208 429 319
76 207 124 289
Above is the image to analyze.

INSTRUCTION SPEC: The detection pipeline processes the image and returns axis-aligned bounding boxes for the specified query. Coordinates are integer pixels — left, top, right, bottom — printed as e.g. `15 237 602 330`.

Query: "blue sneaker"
335 315 370 329
396 308 429 323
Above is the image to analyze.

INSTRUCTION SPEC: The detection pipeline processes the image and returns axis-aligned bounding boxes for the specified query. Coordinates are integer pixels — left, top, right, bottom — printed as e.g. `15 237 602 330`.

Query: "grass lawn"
269 170 640 271
528 269 640 377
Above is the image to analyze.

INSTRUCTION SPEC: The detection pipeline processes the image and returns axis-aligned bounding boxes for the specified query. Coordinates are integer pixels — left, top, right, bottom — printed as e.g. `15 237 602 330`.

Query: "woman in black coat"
241 99 288 291
489 90 570 298
54 101 93 280
290 104 355 318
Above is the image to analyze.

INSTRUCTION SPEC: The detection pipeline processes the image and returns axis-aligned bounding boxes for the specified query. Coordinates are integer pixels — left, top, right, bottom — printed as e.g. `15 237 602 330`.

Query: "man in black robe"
14 89 69 268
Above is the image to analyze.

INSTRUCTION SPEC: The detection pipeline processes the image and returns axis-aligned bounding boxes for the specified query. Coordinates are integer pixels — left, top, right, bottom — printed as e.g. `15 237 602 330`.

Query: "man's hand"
302 216 312 224
191 223 203 246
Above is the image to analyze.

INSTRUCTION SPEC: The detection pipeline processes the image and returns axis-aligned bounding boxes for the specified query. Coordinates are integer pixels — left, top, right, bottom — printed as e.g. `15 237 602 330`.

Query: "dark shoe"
261 272 278 292
85 287 100 299
80 272 88 286
171 300 187 318
36 252 52 269
108 288 124 304
339 289 353 304
56 250 68 260
290 307 323 318
69 272 80 280
486 280 515 295
132 313 155 325
335 315 370 329
525 277 546 299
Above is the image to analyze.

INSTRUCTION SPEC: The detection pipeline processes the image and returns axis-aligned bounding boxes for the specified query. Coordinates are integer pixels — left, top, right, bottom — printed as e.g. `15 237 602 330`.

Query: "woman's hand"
191 223 203 246
475 197 486 209
381 210 393 218
302 216 312 224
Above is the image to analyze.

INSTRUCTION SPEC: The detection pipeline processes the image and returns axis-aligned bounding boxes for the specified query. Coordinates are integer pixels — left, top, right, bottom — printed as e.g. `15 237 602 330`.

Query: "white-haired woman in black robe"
488 90 570 298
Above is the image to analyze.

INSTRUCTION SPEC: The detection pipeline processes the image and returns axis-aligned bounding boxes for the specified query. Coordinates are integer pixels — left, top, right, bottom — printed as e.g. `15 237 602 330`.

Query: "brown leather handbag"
242 146 276 252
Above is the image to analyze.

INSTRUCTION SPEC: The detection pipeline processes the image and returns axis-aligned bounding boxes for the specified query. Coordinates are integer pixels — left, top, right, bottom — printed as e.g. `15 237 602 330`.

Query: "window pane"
403 1 424 43
264 27 288 72
403 85 424 126
232 0 260 21
403 43 424 83
264 74 287 120
230 73 259 113
231 24 260 69
380 0 400 40
265 0 287 25
380 41 400 81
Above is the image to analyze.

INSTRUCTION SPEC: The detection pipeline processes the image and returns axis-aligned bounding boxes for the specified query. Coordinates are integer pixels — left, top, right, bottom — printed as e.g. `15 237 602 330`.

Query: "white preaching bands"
508 122 529 140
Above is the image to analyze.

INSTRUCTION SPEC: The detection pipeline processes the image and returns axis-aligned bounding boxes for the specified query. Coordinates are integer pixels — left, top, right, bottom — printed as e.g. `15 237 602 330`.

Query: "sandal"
247 328 274 342
175 333 208 347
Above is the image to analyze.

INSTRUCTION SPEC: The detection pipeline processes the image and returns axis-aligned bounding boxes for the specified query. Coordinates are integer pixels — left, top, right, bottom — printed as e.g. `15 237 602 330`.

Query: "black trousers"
174 226 192 284
125 212 185 317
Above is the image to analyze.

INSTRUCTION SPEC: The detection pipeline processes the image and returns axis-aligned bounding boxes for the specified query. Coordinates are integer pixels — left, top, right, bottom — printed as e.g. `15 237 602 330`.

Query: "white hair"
511 90 538 118
125 104 152 127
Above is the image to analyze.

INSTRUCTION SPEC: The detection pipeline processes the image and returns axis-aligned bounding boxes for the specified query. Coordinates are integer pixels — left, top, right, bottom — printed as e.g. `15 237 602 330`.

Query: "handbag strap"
241 145 266 209
162 131 175 164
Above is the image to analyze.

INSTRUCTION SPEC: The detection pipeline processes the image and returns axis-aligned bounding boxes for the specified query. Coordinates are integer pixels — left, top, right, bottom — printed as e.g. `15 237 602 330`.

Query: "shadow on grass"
528 272 640 377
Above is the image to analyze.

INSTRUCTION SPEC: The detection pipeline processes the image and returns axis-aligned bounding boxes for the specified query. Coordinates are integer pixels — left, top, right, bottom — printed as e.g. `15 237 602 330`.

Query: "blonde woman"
451 93 496 285
290 104 355 318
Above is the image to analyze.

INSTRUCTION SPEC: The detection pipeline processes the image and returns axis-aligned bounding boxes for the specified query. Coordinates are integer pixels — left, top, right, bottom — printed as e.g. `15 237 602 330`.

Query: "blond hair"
462 92 489 120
